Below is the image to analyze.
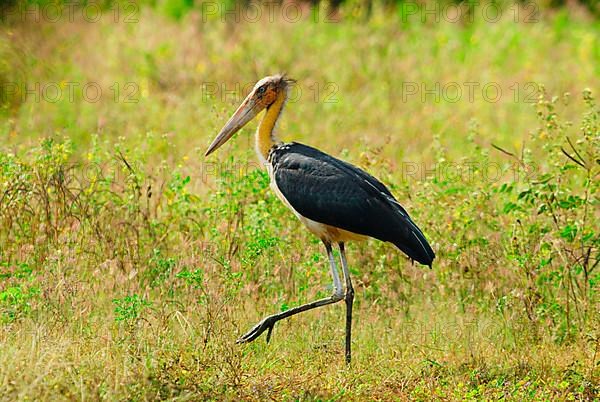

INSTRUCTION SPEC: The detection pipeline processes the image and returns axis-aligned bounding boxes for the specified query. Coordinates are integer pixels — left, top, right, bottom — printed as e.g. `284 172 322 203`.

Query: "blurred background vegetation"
0 0 599 400
1 0 599 20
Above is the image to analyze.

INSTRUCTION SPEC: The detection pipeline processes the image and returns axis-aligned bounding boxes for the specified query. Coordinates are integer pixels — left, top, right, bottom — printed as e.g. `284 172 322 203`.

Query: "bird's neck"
256 90 286 164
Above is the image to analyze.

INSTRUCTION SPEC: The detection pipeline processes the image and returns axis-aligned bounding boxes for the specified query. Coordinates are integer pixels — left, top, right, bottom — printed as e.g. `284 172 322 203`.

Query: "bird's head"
205 74 295 157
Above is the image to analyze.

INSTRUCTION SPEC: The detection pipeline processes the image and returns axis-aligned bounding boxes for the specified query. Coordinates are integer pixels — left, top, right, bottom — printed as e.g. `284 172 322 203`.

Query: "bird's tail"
392 218 435 268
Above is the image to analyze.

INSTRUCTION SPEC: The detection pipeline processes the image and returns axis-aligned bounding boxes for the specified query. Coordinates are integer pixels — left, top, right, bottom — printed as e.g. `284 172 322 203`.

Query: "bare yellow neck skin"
256 90 285 162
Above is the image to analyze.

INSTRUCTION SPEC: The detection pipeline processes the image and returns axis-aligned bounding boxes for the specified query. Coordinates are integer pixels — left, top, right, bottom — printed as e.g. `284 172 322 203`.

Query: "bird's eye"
257 86 267 96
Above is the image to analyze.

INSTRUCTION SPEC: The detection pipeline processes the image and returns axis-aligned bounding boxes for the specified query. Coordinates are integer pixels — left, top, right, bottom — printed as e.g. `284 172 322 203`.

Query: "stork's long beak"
205 93 261 157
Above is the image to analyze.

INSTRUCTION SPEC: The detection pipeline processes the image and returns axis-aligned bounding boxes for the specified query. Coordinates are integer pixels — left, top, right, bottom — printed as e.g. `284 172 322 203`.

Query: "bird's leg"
339 242 354 364
237 242 344 344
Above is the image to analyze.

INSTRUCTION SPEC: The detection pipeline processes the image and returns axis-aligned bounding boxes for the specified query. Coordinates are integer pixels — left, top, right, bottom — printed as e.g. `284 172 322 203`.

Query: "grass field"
0 1 599 400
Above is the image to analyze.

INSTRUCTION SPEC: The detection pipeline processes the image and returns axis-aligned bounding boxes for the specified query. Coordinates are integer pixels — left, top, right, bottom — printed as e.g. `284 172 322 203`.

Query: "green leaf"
560 225 577 242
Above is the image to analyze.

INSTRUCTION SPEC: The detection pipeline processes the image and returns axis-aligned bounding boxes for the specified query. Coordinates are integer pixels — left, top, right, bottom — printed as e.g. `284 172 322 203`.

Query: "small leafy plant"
113 294 152 325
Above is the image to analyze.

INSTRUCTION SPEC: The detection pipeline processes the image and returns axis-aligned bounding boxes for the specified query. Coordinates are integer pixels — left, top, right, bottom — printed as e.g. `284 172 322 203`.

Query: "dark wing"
271 143 435 266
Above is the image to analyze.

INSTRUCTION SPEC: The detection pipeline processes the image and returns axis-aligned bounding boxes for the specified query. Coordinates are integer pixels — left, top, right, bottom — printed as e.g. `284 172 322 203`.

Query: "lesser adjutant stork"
205 74 435 364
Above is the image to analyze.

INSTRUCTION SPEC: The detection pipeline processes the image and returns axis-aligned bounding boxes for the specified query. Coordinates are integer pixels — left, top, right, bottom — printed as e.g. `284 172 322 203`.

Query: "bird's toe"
236 317 276 344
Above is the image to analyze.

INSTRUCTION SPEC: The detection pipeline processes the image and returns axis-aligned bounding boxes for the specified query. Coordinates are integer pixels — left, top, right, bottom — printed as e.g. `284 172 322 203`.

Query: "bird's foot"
236 315 277 344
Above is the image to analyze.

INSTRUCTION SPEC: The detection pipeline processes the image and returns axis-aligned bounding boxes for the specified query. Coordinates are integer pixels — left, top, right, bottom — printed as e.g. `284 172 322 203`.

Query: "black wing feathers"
271 143 435 266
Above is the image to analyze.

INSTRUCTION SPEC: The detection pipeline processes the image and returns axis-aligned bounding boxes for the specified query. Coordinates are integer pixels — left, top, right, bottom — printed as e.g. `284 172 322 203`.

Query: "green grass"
0 2 599 400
